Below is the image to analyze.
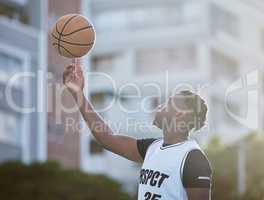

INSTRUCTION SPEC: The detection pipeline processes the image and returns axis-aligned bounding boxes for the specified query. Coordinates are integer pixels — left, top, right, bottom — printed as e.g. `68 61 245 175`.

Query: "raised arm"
63 60 143 163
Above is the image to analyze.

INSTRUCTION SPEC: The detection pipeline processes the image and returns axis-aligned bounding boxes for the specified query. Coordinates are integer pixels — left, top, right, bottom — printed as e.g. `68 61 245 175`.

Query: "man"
63 60 212 200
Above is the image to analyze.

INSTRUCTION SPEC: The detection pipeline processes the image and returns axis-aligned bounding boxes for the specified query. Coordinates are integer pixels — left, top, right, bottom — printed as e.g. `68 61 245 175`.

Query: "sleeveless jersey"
138 139 202 200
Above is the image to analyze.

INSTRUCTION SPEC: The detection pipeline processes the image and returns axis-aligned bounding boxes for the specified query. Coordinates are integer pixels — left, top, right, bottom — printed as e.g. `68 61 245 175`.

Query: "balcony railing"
93 3 204 33
0 16 39 55
91 0 191 14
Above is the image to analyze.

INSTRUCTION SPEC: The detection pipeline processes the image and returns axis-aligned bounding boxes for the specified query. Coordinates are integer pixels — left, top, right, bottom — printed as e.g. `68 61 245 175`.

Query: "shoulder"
182 149 212 188
137 138 160 160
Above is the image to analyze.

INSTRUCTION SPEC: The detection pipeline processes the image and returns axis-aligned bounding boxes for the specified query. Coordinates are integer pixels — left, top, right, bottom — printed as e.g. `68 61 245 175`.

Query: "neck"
163 129 189 145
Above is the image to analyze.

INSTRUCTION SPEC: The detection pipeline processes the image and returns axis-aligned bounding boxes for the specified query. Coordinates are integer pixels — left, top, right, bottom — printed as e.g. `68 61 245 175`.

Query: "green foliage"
241 134 264 200
207 141 239 200
0 3 28 24
1 133 264 200
206 133 264 200
0 161 132 200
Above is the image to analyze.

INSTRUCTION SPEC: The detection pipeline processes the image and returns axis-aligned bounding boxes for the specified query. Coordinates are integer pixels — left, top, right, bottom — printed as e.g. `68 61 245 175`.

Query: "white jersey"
138 139 202 200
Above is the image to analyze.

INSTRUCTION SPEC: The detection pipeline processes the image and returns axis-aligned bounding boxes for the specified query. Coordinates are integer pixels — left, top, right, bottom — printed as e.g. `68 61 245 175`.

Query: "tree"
0 161 132 200
206 133 264 200
206 136 239 200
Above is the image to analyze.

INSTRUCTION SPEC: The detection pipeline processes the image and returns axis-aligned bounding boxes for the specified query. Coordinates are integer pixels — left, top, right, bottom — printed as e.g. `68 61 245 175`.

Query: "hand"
63 58 84 99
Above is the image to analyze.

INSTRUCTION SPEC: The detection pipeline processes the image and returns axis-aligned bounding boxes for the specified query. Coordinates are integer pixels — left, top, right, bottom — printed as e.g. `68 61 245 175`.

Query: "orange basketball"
51 14 95 58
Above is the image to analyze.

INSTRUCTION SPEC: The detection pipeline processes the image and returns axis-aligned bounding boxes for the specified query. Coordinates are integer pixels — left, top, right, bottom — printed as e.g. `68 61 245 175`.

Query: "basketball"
51 14 95 58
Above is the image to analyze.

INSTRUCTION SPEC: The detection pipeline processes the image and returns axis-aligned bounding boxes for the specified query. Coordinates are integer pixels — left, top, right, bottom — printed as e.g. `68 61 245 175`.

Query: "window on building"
210 3 239 37
136 46 197 75
211 49 239 81
90 91 114 115
0 52 23 87
0 111 20 145
91 55 114 72
90 139 104 155
91 53 124 74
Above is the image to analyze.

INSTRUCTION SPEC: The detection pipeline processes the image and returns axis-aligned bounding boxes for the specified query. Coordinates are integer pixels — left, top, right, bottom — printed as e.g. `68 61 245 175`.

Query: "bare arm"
186 188 211 200
76 93 143 162
63 60 143 163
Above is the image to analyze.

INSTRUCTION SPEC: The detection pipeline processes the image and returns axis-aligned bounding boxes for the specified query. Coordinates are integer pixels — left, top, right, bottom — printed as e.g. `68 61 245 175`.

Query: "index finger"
75 58 82 72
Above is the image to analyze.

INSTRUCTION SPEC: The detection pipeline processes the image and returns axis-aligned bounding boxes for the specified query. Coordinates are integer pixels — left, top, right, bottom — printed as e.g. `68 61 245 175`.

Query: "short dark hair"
180 90 207 131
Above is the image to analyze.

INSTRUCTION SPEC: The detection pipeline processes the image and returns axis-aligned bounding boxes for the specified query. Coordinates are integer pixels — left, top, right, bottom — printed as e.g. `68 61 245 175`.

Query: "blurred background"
0 0 264 199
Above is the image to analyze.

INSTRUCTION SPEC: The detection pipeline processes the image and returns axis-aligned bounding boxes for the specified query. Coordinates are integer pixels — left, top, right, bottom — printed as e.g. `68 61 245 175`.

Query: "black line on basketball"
60 26 94 36
58 15 79 55
56 23 60 36
52 33 94 46
53 43 78 57
55 15 78 36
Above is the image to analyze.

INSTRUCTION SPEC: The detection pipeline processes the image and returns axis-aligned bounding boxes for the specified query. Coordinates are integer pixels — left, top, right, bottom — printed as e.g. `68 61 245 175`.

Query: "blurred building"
47 0 82 169
0 0 47 163
2 0 263 193
79 0 264 192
